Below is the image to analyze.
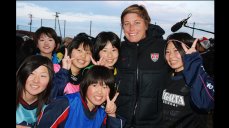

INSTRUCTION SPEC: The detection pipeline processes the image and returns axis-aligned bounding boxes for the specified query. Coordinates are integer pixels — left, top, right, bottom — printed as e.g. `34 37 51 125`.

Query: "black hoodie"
116 24 170 128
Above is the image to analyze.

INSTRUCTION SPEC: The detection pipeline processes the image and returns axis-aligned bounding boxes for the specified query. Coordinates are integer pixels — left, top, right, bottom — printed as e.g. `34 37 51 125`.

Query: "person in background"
91 31 120 76
16 35 36 72
50 33 93 99
196 37 215 78
16 55 54 128
37 65 125 128
161 32 214 128
34 26 61 72
56 37 73 61
115 4 170 128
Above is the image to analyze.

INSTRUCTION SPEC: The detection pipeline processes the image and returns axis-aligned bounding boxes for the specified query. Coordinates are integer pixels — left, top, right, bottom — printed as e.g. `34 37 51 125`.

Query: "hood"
147 24 165 37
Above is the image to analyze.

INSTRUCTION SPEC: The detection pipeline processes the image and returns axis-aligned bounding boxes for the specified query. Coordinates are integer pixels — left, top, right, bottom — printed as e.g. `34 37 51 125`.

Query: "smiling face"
99 42 119 68
165 42 184 72
86 81 110 111
122 13 147 43
24 65 50 100
37 34 56 58
71 43 92 70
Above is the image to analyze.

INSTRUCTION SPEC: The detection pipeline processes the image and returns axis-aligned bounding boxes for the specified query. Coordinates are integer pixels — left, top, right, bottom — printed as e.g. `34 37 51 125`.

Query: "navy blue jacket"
161 52 214 128
116 24 170 128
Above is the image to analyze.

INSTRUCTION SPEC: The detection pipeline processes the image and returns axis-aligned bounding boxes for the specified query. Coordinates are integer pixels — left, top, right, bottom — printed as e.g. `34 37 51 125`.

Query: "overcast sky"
16 1 214 40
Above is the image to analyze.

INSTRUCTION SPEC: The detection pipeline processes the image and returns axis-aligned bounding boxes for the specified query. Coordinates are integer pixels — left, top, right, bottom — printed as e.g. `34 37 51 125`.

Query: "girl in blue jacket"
37 65 125 128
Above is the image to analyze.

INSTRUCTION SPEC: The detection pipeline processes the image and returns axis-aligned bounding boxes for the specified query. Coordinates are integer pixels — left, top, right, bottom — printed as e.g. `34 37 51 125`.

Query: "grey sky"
16 1 214 40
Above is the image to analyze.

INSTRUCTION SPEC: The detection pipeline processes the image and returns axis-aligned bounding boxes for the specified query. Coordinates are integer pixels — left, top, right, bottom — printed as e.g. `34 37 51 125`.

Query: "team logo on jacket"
150 53 159 62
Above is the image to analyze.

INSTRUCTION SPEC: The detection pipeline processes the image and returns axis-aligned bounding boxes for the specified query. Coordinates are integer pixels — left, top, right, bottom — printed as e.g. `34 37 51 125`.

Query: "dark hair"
80 65 115 101
16 55 54 117
34 26 60 53
121 4 151 28
165 32 197 58
67 33 93 57
16 39 36 71
93 31 120 61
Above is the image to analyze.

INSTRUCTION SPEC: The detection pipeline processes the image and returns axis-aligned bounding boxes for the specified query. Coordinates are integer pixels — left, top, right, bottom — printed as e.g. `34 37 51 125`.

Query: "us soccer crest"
151 53 159 62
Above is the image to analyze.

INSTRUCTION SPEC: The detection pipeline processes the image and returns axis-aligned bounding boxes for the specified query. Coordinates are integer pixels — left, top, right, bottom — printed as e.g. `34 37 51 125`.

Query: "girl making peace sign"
37 65 125 128
161 32 215 128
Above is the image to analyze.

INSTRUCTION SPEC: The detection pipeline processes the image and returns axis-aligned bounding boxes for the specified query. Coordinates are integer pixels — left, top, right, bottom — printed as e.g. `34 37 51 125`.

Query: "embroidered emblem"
151 53 159 62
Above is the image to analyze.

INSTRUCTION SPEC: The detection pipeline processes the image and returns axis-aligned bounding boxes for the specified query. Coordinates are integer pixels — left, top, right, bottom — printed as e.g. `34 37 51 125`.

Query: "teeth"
78 60 85 64
30 84 39 89
95 96 103 101
106 59 113 63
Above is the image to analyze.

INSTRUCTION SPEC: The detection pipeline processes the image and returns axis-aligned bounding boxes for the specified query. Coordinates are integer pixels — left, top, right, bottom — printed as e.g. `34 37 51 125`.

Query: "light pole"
28 14 32 32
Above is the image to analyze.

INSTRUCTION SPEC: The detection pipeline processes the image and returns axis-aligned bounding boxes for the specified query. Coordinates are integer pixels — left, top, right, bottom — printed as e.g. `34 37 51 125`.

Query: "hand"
62 48 75 70
90 56 106 66
105 92 119 117
181 38 198 54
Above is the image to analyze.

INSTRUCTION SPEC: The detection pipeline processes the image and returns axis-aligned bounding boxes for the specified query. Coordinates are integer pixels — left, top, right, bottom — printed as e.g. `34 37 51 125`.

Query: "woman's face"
37 34 56 56
71 43 92 69
99 42 119 68
122 13 148 43
24 65 50 98
86 81 110 111
165 42 184 72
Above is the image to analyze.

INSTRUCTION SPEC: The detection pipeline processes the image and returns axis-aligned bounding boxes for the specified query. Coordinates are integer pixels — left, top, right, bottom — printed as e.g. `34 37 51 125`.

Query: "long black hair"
16 55 54 117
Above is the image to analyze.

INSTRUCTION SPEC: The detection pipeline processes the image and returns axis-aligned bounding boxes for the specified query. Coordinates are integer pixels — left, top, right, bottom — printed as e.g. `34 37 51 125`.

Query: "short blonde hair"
121 4 151 28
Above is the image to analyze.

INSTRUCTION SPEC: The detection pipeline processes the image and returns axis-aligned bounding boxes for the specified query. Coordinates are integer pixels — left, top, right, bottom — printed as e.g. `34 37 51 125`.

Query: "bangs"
86 69 114 87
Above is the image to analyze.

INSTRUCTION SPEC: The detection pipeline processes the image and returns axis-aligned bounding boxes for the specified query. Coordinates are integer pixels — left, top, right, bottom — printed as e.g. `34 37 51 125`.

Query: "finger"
90 56 97 65
191 38 198 48
64 48 68 58
99 57 105 65
181 43 188 53
106 91 111 102
111 92 119 102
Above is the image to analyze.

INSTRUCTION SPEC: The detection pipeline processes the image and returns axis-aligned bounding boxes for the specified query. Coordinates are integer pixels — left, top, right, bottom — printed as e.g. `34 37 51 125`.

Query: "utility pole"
54 12 62 37
28 14 32 32
54 12 60 31
120 26 122 41
90 20 92 36
192 22 195 37
64 20 66 39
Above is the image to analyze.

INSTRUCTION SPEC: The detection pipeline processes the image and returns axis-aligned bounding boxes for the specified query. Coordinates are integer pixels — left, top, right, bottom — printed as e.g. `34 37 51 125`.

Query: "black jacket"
116 24 170 128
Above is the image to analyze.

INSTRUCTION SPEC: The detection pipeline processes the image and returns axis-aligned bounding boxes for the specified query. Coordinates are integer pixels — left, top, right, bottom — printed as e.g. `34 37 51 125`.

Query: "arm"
183 52 214 111
49 68 69 100
37 97 69 128
100 92 126 128
101 115 126 128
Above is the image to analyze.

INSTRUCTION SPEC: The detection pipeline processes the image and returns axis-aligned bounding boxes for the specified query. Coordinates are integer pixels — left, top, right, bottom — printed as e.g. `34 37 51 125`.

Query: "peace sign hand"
90 56 106 66
62 48 75 70
105 92 119 117
181 38 198 54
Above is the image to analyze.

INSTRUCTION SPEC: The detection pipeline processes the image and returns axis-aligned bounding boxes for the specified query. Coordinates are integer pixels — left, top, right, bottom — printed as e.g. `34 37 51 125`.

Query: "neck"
22 91 37 105
40 53 52 60
70 66 81 76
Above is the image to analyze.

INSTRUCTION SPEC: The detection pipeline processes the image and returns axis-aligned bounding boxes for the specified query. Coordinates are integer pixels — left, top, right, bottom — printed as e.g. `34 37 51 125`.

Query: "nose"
129 24 135 31
81 52 86 58
33 75 39 83
97 86 103 94
107 51 113 58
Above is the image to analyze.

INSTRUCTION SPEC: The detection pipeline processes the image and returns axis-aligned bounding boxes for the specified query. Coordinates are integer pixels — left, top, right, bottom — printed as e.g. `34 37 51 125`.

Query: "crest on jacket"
151 53 159 62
